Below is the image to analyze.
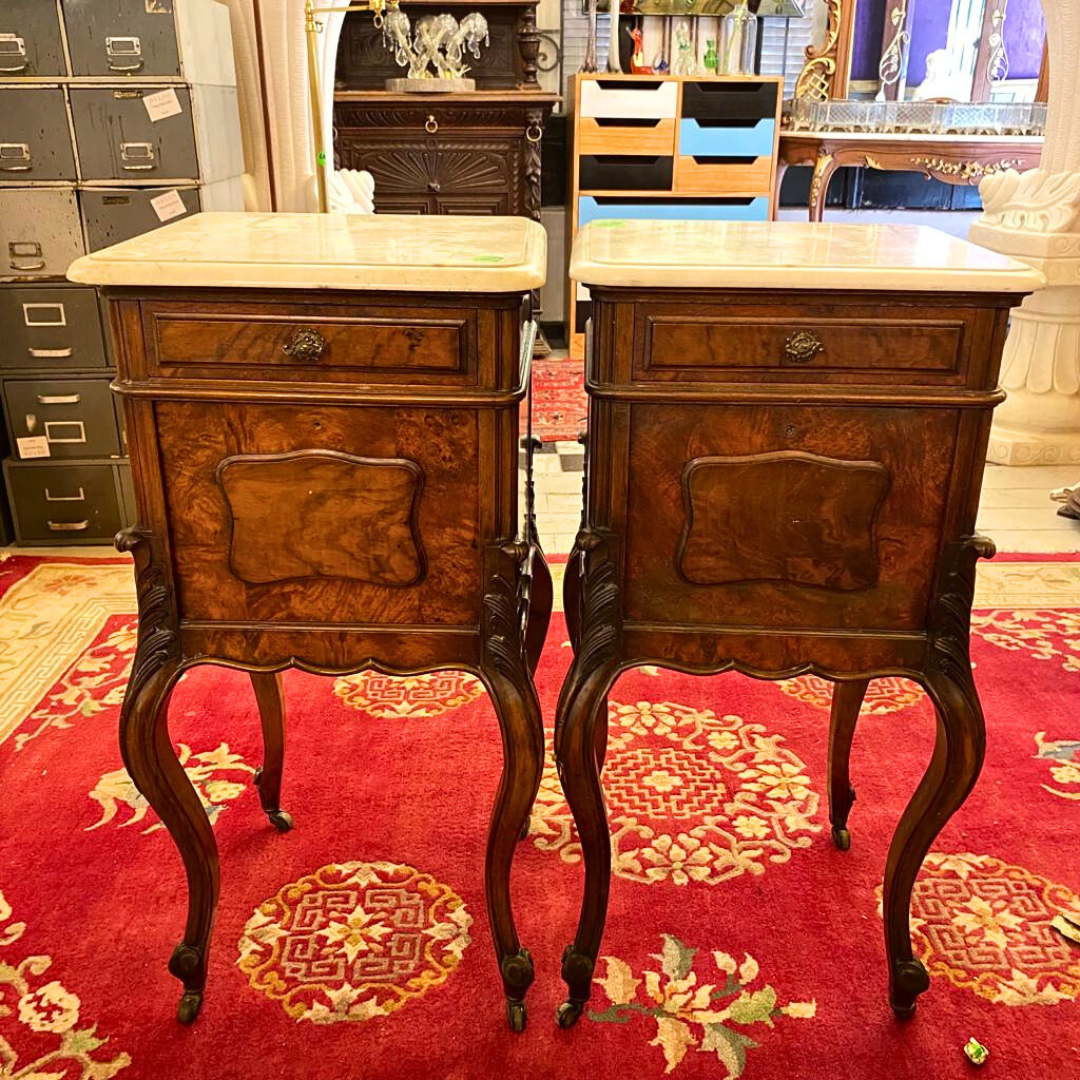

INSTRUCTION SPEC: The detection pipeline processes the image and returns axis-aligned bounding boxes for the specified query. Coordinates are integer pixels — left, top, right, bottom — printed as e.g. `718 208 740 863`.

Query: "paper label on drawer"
143 88 183 123
17 436 50 460
151 189 188 223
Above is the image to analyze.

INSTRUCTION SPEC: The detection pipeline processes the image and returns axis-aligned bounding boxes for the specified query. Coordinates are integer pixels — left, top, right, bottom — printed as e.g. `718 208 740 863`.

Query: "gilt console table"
555 220 1042 1026
68 212 552 1032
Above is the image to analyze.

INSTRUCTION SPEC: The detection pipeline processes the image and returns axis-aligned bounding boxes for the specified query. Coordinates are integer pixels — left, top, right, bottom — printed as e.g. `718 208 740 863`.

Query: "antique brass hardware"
282 327 328 362
784 330 825 363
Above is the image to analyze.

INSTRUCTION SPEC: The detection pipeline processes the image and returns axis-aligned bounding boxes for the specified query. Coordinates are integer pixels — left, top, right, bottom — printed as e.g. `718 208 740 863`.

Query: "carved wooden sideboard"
555 219 1043 1027
68 212 552 1032
333 3 557 218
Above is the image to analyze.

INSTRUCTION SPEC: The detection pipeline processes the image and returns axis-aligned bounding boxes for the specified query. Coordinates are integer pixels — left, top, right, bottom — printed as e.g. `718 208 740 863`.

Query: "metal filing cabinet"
81 187 200 250
0 87 77 180
0 0 243 546
0 1 67 78
62 0 182 78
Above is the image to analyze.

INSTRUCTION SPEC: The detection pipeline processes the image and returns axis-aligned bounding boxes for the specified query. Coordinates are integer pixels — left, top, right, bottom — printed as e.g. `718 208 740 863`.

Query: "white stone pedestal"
970 2 1080 465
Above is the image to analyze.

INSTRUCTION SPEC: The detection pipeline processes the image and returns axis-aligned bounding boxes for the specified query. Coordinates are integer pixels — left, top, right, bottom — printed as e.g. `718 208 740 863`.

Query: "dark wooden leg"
115 526 218 1025
250 671 292 832
882 536 991 1018
828 679 868 851
482 551 546 1032
593 695 609 772
525 546 553 678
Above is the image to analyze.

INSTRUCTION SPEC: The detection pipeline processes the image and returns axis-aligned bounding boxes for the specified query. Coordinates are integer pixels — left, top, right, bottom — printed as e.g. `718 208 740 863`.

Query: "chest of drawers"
69 212 552 1031
555 220 1043 1026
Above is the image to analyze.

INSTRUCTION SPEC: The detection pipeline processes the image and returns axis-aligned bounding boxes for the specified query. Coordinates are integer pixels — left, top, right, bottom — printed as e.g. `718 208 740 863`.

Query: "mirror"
589 1 806 17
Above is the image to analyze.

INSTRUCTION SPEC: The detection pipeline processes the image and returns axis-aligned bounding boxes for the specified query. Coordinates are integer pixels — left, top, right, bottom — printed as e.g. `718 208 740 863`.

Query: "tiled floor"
9 463 1080 563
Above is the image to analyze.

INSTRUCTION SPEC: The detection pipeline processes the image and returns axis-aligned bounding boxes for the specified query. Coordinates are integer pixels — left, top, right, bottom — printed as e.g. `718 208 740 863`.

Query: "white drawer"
579 79 678 120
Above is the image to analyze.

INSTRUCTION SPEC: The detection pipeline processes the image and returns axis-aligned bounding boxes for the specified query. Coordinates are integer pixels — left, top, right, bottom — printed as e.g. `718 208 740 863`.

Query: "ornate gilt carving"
910 155 1025 183
794 0 849 102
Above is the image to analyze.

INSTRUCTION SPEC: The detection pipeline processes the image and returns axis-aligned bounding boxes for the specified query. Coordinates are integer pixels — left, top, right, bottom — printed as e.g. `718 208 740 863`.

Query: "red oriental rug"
522 359 588 443
1 552 1079 1080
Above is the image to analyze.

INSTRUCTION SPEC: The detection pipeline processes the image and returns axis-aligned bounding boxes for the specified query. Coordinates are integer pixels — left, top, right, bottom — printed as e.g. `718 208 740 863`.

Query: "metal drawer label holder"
23 303 67 327
106 36 144 72
0 35 28 74
44 421 88 445
0 143 32 172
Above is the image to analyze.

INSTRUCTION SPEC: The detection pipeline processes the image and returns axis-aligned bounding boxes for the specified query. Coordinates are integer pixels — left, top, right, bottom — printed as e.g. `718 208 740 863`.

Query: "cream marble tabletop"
68 212 548 292
570 220 1044 293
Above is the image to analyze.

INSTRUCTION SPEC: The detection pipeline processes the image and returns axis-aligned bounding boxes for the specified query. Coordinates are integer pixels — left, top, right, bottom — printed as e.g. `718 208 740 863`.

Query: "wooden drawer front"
578 117 676 157
635 302 973 384
4 461 123 543
580 79 678 120
144 302 475 385
155 401 484 626
4 377 121 458
622 402 959 632
578 195 769 227
677 118 775 159
674 155 773 195
579 155 674 192
345 140 517 199
70 87 198 181
0 88 76 180
681 81 779 123
0 286 108 370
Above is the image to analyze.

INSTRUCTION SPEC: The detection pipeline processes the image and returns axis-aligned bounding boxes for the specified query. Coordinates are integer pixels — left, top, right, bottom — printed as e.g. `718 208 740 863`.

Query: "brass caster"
556 1001 584 1029
268 809 293 832
177 990 203 1024
832 826 851 851
507 1000 527 1033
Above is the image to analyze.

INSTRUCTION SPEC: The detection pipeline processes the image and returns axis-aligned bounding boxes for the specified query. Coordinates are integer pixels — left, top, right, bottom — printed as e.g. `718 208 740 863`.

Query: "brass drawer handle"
425 115 438 134
784 330 825 364
37 394 81 405
282 327 328 363
48 520 90 532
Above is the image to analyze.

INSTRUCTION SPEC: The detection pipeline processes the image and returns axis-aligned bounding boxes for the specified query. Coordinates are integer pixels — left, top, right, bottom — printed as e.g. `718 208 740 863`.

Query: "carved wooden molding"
794 0 857 102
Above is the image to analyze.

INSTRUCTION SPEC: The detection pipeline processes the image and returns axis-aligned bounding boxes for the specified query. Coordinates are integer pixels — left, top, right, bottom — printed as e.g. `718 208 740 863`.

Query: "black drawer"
579 155 673 192
3 378 121 460
3 459 125 543
81 187 201 251
0 87 77 180
681 81 779 123
0 285 109 371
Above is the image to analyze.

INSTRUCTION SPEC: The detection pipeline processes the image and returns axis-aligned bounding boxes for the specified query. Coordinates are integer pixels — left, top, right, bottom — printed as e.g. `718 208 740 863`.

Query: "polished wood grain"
678 451 891 590
107 284 551 1033
672 155 773 196
554 285 1023 1028
577 117 677 157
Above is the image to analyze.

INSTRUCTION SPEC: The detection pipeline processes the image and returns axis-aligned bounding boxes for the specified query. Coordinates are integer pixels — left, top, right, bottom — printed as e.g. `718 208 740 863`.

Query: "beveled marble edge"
570 221 1045 293
68 212 548 293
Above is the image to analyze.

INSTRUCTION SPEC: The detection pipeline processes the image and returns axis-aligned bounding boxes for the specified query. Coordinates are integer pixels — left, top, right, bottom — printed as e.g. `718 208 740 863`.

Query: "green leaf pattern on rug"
589 935 815 1078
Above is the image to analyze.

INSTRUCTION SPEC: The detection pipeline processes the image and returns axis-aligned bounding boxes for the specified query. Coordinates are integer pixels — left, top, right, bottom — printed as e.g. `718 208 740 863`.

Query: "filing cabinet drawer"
577 117 676 157
632 301 979 385
579 155 673 192
0 285 108 370
70 86 198 181
1 1 67 76
677 118 776 159
0 88 76 180
81 187 200 251
141 300 479 385
4 378 121 459
0 189 85 280
580 79 678 120
674 155 773 196
3 460 124 543
681 80 779 123
578 194 770 227
61 0 181 77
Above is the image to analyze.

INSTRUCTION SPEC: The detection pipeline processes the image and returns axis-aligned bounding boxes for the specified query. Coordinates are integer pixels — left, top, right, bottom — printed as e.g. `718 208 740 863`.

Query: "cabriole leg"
250 671 292 832
828 679 868 850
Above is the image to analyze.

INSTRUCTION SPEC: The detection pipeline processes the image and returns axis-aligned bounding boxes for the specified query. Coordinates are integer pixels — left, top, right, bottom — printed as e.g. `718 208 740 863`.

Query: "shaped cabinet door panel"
622 403 959 632
154 400 482 626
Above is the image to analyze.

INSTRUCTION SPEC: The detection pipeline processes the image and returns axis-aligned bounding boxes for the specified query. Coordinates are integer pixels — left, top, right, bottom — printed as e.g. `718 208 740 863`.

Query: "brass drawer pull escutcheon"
282 327 328 362
425 115 438 134
785 330 825 364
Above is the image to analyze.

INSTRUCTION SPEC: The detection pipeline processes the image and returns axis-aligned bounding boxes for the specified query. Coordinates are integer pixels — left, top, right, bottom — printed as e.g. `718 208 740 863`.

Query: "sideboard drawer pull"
282 327 328 363
784 330 825 364
37 393 81 405
48 520 90 532
425 114 438 134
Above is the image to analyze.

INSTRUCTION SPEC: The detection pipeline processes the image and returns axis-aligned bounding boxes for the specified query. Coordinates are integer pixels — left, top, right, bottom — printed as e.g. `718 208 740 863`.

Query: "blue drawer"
578 195 769 226
678 119 775 159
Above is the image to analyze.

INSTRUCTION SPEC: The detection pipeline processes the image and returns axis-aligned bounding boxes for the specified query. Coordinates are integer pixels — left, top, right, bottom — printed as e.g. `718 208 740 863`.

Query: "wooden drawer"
578 117 676 156
579 79 678 120
632 301 980 385
621 402 959 633
579 154 673 192
153 400 485 627
681 81 779 123
3 459 125 543
4 376 121 459
141 300 478 385
674 155 773 195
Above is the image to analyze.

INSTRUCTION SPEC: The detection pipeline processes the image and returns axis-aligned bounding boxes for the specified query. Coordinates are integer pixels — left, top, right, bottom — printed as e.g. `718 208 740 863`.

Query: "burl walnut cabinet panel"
554 220 1043 1028
68 213 551 1033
